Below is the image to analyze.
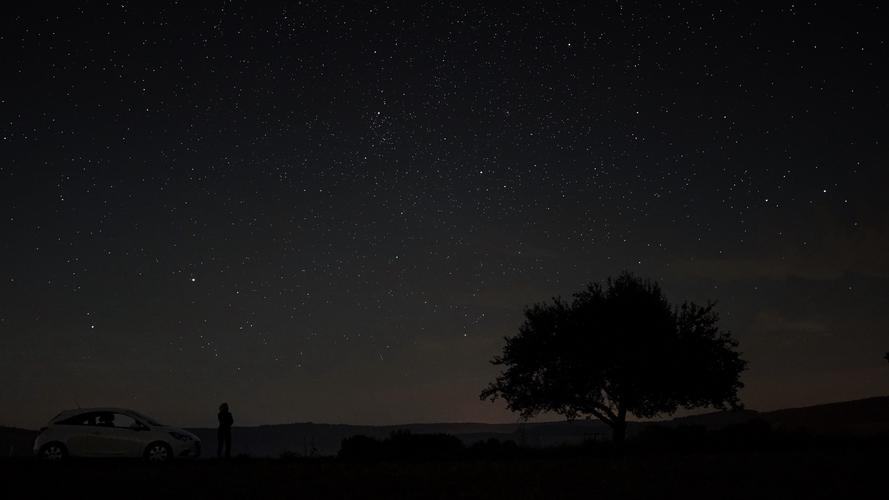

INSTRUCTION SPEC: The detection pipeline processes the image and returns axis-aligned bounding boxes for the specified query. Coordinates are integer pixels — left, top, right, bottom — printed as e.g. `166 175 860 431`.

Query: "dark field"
2 450 886 499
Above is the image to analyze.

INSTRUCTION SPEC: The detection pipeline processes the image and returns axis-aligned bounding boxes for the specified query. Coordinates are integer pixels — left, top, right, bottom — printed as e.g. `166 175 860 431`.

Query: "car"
33 407 201 461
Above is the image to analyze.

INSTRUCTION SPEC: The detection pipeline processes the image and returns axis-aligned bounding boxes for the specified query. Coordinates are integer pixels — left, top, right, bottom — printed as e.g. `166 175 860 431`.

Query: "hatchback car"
34 408 201 461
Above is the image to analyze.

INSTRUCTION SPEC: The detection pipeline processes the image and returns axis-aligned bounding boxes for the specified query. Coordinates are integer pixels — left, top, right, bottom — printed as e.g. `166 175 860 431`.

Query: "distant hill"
661 396 889 436
4 396 887 457
761 396 889 435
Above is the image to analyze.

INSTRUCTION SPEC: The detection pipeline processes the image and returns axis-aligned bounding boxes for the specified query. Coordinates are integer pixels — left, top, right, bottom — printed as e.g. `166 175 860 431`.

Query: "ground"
2 450 885 499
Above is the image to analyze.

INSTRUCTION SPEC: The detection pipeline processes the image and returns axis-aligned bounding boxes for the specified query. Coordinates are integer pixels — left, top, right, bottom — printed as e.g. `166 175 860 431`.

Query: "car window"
110 413 144 430
94 412 117 427
55 410 148 429
88 412 139 429
57 412 99 426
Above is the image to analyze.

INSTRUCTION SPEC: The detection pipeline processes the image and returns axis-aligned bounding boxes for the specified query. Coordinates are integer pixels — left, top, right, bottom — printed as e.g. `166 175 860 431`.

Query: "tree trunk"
611 419 627 447
612 406 628 448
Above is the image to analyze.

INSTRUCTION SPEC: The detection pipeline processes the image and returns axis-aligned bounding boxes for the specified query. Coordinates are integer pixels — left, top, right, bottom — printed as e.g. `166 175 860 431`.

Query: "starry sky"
2 2 887 429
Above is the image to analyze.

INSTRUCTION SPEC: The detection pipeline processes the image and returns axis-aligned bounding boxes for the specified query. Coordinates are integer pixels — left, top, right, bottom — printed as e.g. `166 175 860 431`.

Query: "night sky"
2 2 887 429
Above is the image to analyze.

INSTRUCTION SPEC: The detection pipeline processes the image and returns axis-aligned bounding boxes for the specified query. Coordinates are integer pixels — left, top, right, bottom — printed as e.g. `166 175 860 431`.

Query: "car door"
83 425 121 456
59 412 109 457
81 412 125 456
103 413 149 457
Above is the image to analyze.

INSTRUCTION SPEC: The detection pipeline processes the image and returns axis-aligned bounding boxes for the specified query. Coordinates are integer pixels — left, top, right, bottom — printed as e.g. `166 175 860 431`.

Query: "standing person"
217 402 233 459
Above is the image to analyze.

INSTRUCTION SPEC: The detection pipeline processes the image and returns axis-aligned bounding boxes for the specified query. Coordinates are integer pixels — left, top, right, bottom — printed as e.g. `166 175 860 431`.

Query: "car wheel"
39 442 67 461
144 442 173 462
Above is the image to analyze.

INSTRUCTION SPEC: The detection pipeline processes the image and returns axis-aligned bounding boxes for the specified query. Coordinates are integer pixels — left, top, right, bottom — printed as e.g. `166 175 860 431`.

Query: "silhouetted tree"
884 352 889 365
481 272 747 445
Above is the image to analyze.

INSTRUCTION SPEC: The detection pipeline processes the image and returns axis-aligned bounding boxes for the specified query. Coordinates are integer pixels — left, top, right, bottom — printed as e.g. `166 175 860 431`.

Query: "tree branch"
586 407 614 426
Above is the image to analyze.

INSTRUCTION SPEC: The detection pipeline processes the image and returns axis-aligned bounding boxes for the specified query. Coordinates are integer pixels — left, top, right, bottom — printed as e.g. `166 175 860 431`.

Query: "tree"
480 272 747 445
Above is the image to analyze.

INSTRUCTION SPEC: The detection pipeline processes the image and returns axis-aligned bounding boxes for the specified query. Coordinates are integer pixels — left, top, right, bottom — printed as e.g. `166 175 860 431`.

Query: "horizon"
6 393 888 431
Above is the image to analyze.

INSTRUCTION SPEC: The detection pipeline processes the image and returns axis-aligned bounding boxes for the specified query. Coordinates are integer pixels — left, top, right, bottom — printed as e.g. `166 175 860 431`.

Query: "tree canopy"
481 272 747 444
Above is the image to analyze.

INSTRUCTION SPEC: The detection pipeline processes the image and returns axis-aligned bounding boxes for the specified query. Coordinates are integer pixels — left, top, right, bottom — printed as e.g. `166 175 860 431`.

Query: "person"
217 402 233 458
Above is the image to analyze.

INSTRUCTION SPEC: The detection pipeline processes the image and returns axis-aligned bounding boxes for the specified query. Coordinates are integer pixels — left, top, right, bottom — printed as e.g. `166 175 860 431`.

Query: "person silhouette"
217 402 234 459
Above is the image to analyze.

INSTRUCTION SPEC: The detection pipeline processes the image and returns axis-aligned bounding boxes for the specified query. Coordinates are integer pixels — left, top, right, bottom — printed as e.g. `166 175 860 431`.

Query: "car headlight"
169 431 193 441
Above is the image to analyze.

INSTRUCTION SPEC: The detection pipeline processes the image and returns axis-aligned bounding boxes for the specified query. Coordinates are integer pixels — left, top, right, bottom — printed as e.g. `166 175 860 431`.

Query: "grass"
2 449 885 499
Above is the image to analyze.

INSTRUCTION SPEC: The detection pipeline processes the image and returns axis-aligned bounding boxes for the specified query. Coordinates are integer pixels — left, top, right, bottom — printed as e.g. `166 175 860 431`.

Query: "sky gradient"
1 2 887 429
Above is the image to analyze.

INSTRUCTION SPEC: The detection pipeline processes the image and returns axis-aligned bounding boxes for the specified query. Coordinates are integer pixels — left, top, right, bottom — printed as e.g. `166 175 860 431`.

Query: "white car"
34 408 201 461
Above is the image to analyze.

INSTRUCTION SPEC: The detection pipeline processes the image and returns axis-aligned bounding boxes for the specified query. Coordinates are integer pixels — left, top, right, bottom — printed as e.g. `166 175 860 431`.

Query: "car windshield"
131 411 163 426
